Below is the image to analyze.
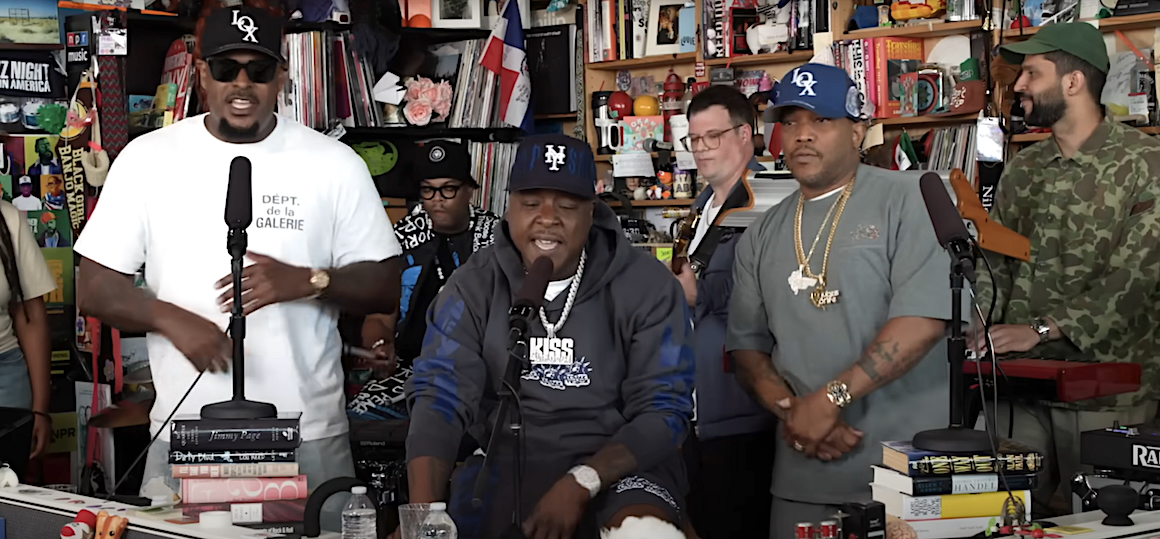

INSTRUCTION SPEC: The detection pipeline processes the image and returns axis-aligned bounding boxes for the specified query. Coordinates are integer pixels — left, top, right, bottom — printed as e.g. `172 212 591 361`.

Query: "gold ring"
794 441 804 452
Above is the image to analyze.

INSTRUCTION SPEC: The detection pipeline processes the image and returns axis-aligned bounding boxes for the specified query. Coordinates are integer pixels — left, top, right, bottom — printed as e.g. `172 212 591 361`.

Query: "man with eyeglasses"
675 84 776 539
362 140 499 370
74 7 400 530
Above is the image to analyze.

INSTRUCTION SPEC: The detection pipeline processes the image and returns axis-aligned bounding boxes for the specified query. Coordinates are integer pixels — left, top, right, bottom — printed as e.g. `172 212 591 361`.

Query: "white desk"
0 485 341 539
1044 509 1160 538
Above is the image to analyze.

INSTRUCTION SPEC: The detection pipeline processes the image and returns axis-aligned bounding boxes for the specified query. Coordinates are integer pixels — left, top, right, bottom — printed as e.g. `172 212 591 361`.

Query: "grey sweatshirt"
405 202 696 477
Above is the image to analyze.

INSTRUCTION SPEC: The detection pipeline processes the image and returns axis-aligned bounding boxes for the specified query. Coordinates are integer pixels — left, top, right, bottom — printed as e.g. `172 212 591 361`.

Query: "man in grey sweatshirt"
404 134 695 539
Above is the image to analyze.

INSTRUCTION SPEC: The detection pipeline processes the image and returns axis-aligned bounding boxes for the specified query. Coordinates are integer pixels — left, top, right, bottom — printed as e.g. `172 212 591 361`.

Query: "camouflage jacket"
975 117 1160 411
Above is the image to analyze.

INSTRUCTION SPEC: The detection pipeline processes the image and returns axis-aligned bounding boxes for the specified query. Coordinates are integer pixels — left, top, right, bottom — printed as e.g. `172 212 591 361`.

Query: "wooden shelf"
838 19 983 40
703 50 814 67
535 113 578 120
874 113 978 127
1011 125 1160 143
587 52 697 71
0 43 63 50
1003 12 1160 39
606 199 694 207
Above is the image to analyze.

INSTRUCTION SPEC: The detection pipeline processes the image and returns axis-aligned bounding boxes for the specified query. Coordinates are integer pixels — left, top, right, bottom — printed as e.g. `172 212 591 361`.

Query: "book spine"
912 473 1038 496
172 463 300 479
901 490 1030 520
909 452 1044 477
168 450 297 464
180 499 307 523
180 475 308 504
170 423 301 451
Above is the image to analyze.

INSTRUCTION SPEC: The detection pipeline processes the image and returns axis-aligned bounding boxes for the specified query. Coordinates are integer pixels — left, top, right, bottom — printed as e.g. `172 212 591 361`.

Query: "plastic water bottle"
418 502 458 539
341 486 377 539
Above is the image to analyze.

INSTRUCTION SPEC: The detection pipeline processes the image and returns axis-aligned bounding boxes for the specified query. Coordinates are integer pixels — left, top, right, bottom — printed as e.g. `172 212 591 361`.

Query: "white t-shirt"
688 200 723 255
74 114 401 442
544 278 572 302
13 195 41 212
0 201 56 354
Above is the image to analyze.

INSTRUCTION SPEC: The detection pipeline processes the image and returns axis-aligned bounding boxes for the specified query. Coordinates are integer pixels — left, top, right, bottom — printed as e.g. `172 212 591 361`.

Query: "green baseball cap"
998 22 1109 73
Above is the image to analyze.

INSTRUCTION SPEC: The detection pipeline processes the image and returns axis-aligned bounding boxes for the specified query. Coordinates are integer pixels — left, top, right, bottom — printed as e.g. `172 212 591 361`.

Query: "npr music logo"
1132 444 1160 468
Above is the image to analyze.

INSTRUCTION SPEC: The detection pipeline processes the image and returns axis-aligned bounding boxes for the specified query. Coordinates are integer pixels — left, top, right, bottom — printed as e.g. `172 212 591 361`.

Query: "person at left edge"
404 134 694 539
73 5 401 525
362 140 500 369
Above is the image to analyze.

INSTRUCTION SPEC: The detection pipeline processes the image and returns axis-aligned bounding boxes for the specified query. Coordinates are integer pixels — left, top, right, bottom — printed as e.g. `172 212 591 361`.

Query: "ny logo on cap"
231 10 259 43
792 68 817 97
545 144 566 171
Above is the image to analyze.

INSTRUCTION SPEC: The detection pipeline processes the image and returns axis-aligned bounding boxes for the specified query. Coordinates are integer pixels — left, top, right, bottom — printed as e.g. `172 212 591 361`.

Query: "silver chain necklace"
539 249 586 339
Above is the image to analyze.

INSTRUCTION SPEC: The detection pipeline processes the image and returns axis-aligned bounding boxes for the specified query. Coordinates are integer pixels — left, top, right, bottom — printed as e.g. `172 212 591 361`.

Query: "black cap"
508 134 597 200
200 7 285 63
417 140 477 187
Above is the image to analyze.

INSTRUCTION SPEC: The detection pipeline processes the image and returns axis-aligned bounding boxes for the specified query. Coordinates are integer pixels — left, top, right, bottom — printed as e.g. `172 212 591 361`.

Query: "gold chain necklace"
789 180 854 309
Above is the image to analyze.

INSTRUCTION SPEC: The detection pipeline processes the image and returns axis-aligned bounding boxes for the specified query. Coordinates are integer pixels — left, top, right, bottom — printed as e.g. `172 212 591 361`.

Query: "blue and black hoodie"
405 201 696 529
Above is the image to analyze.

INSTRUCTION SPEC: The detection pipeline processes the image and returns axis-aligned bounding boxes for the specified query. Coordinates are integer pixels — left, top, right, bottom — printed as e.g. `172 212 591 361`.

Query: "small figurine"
60 509 97 539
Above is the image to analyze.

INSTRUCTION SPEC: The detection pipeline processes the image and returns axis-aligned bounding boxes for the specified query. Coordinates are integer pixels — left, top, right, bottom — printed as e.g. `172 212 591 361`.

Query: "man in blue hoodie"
405 134 695 539
675 85 777 539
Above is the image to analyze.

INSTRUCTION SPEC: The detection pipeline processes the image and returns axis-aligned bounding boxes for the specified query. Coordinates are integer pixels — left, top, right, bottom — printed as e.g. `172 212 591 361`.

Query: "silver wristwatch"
568 465 601 499
1030 318 1050 343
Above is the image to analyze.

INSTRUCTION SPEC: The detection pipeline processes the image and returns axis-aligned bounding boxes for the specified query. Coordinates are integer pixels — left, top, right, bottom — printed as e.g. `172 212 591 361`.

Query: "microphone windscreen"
918 172 969 248
513 257 555 309
225 156 253 229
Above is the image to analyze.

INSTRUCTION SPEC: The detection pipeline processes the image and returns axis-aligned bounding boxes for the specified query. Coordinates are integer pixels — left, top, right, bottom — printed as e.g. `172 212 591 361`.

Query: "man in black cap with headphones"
363 140 500 369
404 134 694 539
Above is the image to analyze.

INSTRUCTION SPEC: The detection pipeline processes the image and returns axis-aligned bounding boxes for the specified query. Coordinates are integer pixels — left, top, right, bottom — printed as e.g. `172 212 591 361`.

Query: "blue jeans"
0 347 31 409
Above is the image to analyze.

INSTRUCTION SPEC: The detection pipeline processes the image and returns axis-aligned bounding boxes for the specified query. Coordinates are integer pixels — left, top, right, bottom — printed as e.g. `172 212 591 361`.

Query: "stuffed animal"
60 509 97 539
94 510 128 539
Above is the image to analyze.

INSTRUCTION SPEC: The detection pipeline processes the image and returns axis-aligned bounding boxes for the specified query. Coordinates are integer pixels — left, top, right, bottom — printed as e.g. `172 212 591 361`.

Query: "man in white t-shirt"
673 85 777 539
13 176 42 212
74 6 401 522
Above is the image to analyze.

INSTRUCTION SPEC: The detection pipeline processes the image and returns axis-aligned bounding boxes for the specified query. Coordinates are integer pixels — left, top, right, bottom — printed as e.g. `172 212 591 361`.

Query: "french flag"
480 0 533 131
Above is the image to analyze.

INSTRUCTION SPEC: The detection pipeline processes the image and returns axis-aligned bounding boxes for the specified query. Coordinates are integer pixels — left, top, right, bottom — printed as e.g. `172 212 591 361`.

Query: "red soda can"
819 520 839 539
796 522 815 539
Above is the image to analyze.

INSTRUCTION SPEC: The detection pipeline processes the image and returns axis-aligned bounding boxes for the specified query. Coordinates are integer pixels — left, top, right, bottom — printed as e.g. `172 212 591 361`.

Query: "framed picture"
432 0 482 28
646 0 683 56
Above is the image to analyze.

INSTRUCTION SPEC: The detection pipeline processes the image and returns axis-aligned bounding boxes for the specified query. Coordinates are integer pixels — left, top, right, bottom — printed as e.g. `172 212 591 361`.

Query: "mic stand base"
200 398 278 420
911 426 992 454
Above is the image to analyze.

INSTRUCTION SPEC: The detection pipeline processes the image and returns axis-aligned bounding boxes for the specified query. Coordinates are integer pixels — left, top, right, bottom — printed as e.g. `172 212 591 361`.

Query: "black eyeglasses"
206 57 280 84
419 184 463 200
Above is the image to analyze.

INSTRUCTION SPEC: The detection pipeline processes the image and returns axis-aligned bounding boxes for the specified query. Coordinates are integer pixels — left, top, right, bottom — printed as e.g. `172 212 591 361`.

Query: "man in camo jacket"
974 22 1160 516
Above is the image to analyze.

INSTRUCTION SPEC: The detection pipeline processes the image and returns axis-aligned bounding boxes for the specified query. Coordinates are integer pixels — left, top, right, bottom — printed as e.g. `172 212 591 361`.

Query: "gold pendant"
788 266 817 295
810 283 840 309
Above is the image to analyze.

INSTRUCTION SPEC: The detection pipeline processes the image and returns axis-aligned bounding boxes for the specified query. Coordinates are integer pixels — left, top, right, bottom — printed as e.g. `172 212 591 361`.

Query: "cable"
104 370 205 500
969 293 1022 522
975 241 1015 439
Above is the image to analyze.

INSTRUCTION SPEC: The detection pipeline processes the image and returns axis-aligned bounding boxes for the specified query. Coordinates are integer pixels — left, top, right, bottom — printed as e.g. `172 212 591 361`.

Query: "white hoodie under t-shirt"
74 114 401 442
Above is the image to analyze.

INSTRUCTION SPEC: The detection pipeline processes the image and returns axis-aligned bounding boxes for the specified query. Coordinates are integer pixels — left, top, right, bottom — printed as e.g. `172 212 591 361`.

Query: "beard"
1023 84 1067 127
217 117 262 142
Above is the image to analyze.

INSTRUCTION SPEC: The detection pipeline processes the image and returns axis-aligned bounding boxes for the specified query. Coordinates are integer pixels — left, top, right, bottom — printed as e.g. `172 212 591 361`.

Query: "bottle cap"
430 502 446 511
352 486 367 495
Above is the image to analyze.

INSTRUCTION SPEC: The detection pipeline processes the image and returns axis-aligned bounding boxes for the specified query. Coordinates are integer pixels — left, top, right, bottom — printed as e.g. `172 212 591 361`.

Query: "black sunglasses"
206 57 280 84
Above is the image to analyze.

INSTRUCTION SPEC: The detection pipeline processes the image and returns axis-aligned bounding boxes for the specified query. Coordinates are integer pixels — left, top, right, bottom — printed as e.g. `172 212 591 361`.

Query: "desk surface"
0 485 340 539
1047 510 1160 538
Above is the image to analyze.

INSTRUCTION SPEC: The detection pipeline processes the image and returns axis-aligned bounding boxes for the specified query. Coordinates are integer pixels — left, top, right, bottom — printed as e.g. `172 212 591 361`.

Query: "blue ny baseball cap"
508 134 598 200
771 63 863 122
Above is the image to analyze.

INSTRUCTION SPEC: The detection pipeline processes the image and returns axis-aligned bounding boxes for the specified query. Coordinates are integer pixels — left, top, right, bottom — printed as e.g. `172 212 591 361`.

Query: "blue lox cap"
771 63 863 122
508 134 597 200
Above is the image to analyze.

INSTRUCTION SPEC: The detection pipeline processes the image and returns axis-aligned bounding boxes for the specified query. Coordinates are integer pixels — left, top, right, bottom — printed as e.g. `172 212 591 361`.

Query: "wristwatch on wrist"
568 465 602 499
825 380 852 408
309 269 330 299
1030 318 1051 343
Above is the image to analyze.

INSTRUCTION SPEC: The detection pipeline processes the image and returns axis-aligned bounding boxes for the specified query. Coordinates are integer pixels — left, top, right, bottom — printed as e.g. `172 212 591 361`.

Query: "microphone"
919 172 976 283
512 257 554 312
642 138 674 152
225 156 252 230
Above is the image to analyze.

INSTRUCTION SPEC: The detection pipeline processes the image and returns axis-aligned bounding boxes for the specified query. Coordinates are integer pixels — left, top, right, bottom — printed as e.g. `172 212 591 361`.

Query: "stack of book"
169 413 309 536
870 439 1044 539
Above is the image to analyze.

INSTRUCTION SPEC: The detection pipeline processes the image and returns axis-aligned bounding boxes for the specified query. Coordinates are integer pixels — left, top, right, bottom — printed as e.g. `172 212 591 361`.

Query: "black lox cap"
508 134 597 200
200 7 286 63
417 140 477 187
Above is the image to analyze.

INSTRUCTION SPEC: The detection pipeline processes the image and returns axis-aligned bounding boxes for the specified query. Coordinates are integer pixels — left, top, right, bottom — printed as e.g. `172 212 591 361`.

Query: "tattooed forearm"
841 317 945 400
407 456 453 503
585 444 638 487
732 349 795 419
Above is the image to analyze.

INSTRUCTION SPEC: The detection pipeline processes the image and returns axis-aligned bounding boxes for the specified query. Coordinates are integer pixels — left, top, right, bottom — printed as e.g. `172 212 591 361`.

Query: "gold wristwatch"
825 380 852 408
309 268 330 299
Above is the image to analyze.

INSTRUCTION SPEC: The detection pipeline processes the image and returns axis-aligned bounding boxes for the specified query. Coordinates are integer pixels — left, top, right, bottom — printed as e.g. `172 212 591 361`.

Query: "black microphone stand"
912 239 991 453
201 225 278 420
471 304 530 539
